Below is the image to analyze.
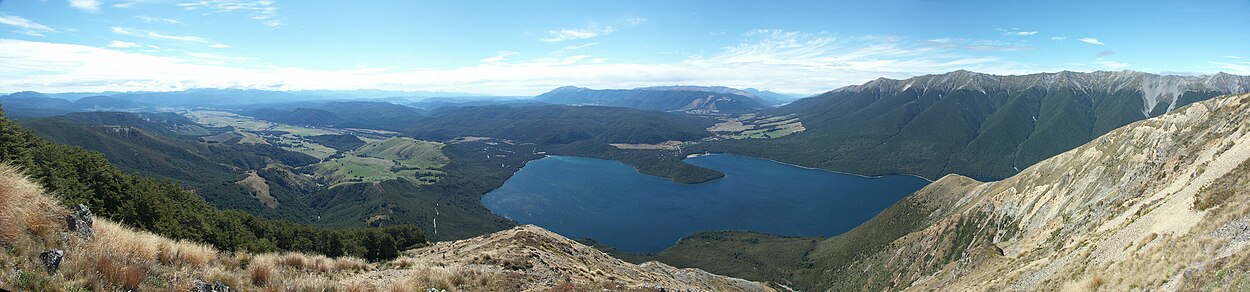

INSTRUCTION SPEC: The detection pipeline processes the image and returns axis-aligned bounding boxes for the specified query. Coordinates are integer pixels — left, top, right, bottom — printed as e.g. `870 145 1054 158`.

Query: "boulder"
191 280 232 292
65 204 94 239
39 249 64 274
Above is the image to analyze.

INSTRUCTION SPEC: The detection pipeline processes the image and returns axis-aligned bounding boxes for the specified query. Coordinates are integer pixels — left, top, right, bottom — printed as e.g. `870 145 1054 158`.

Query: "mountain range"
705 70 1250 180
534 85 794 113
5 70 1250 291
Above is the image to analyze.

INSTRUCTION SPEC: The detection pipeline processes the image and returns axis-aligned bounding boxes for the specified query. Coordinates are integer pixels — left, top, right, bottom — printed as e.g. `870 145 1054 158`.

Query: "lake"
481 154 931 253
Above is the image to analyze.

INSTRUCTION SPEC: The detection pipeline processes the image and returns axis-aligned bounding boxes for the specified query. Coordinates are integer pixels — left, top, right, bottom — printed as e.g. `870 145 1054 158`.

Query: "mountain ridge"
534 85 770 113
701 70 1250 180
840 70 1250 115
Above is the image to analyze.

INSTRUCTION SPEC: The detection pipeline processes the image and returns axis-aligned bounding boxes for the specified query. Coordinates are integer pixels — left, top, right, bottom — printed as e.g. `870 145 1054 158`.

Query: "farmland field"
310 137 448 187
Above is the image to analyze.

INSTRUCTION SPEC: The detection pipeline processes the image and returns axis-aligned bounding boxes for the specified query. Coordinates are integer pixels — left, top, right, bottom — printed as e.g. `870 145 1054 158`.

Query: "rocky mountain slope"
876 94 1250 290
706 70 1250 180
0 163 769 291
655 92 1250 291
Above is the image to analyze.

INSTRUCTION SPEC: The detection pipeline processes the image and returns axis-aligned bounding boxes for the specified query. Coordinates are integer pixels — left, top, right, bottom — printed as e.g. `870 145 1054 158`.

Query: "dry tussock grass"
0 165 64 244
391 264 514 291
252 252 371 274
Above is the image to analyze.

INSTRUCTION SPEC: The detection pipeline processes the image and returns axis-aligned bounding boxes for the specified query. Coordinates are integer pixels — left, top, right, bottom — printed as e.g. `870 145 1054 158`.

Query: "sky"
0 0 1247 95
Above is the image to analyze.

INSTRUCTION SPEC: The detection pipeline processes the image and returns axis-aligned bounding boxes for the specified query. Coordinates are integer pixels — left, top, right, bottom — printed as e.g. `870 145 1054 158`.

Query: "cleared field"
309 137 448 187
186 111 274 131
272 124 339 136
186 111 342 159
712 114 806 139
356 137 449 168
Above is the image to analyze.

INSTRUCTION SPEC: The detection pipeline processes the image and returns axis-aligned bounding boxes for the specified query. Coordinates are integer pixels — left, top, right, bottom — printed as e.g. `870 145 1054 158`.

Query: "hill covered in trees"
0 107 424 260
703 70 1250 180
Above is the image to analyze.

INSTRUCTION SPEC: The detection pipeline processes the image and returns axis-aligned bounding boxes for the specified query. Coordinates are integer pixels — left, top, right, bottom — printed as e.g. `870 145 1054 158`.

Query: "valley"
5 2 1249 291
4 71 1250 292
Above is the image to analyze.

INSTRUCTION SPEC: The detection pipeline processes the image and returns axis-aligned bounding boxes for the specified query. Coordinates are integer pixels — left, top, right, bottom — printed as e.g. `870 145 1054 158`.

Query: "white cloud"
479 51 520 63
0 30 1159 95
137 16 182 24
1051 36 1067 41
1211 61 1250 75
0 15 59 37
927 37 1034 52
111 27 225 47
563 42 600 50
179 0 282 27
68 0 102 12
209 44 232 48
624 16 647 25
1079 37 1105 45
1093 58 1130 69
998 28 1037 36
106 40 142 48
541 27 615 42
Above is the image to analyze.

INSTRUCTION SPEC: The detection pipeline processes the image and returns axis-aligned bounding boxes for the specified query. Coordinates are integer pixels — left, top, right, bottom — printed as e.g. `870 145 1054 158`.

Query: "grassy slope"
18 115 326 222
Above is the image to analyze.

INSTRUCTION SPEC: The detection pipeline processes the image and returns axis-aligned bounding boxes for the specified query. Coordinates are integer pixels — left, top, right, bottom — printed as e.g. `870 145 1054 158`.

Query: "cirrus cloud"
0 15 59 37
1079 37 1105 45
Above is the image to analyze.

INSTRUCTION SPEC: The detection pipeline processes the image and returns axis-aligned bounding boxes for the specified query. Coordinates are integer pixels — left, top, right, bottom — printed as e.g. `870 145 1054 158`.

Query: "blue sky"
0 0 1247 95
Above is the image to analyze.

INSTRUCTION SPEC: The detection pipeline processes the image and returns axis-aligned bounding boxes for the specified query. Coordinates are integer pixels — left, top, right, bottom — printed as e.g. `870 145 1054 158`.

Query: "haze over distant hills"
704 70 1250 180
534 85 797 113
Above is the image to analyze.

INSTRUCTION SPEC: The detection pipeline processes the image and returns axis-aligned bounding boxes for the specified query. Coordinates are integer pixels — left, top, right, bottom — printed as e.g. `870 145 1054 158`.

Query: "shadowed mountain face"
535 86 768 113
704 70 1250 180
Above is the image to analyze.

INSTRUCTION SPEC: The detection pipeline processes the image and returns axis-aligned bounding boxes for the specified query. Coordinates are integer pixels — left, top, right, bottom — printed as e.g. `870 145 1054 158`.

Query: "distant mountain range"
534 85 798 113
0 89 505 117
705 70 1250 180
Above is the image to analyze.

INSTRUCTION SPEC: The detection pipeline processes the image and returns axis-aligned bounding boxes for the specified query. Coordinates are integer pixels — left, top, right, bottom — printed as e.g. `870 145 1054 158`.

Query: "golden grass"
248 260 274 286
250 251 371 274
0 165 64 243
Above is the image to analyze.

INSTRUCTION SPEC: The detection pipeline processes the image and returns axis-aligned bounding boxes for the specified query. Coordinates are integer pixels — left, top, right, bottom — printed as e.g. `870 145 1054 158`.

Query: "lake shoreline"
687 152 936 183
483 154 931 253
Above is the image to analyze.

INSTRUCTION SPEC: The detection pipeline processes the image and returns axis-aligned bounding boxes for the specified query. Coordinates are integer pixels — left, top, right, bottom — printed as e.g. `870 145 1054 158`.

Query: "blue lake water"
481 154 931 253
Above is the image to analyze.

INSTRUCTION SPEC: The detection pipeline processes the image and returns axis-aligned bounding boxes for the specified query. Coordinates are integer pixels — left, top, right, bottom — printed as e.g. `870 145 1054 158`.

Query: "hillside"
0 92 157 118
411 104 716 145
0 164 769 291
18 114 325 221
704 70 1250 180
242 101 425 131
0 107 425 262
646 92 1250 290
535 86 766 113
14 111 529 240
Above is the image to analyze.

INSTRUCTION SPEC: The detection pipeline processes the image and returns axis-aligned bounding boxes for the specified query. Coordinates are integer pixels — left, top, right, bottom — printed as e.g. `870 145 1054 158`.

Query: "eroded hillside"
817 92 1250 290
0 164 769 291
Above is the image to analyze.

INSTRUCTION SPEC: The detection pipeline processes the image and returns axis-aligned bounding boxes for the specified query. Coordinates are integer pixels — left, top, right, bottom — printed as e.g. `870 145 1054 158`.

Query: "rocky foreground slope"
0 163 769 291
815 92 1250 290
